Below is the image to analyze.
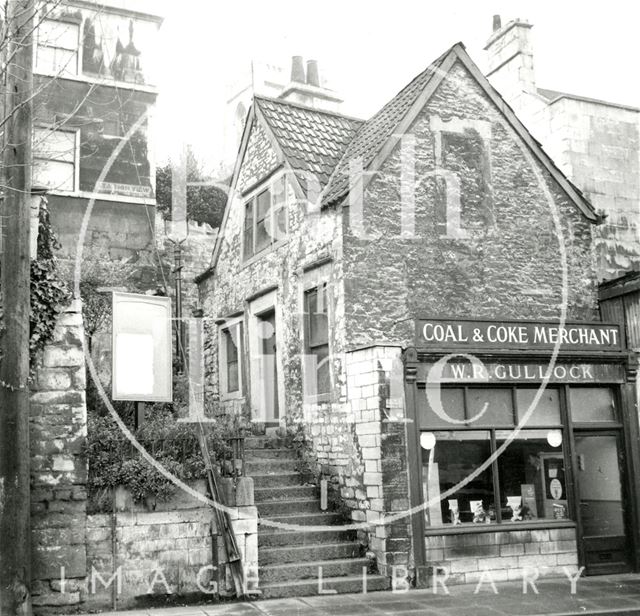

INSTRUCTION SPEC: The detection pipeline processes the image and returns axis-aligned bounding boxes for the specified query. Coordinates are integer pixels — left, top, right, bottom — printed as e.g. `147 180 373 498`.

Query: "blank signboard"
112 292 172 402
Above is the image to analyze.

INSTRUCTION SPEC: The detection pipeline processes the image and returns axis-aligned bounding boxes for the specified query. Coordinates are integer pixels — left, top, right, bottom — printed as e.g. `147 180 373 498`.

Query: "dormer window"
243 176 287 260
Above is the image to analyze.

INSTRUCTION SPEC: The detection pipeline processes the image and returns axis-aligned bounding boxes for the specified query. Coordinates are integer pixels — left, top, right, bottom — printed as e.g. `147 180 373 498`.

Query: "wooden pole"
0 1 34 615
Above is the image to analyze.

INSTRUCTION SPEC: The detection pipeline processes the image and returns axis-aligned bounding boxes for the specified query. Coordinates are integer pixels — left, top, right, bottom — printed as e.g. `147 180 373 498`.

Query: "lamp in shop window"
420 432 436 450
546 429 562 448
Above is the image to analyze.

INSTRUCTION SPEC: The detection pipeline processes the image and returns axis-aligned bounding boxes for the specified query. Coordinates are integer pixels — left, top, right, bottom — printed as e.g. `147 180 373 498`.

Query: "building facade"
198 42 640 590
32 0 162 263
484 17 640 282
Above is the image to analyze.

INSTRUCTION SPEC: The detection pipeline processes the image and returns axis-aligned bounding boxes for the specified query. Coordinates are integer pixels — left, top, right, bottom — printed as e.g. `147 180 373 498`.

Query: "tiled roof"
321 49 451 206
255 97 363 193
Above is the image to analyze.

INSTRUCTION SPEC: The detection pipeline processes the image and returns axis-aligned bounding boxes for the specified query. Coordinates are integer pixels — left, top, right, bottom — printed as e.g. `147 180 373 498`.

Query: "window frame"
420 384 571 529
303 282 331 401
35 17 81 77
32 126 80 193
218 317 244 400
242 176 288 262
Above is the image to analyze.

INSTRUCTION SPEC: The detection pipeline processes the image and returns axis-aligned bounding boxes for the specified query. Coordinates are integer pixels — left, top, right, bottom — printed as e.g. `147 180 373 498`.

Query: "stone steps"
252 472 304 488
258 528 356 548
245 448 297 459
254 485 317 502
260 511 344 527
258 574 389 599
245 436 286 449
257 497 322 516
243 431 388 598
259 542 363 565
260 557 370 584
246 458 299 474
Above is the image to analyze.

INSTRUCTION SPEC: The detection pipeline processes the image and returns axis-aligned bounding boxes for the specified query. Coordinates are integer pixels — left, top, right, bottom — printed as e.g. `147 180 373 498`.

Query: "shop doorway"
574 432 631 574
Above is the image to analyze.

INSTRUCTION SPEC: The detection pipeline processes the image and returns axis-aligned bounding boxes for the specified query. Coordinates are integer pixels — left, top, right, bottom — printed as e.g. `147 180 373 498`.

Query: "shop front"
404 319 640 585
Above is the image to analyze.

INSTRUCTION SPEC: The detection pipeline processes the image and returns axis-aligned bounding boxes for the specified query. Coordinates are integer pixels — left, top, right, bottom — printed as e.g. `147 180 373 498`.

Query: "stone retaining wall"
85 480 257 611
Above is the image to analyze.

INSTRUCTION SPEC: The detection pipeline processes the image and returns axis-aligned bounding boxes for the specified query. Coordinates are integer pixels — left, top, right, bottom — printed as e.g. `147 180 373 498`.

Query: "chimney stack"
280 55 343 112
306 59 320 87
291 55 305 83
484 18 536 97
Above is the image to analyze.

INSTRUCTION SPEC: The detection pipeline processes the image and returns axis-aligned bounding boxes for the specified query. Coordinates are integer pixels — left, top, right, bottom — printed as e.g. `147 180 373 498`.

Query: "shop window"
421 387 465 428
516 388 561 426
220 321 243 396
36 19 80 76
243 177 287 260
422 431 493 526
420 385 569 528
33 127 78 192
303 283 330 397
421 387 512 428
467 388 512 426
570 387 616 423
496 430 567 521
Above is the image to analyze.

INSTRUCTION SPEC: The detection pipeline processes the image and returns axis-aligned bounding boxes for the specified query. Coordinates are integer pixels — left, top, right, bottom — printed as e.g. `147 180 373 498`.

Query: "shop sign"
416 319 622 352
419 360 625 384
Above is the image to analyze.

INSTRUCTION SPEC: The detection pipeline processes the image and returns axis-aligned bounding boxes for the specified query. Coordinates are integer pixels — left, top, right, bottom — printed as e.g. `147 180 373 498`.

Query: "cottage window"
220 321 243 396
243 177 287 260
36 19 80 76
32 127 78 192
303 283 330 397
421 386 570 527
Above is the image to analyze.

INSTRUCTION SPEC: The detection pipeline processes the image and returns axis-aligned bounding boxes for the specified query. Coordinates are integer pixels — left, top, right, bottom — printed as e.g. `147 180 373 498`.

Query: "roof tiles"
321 49 450 206
255 97 363 193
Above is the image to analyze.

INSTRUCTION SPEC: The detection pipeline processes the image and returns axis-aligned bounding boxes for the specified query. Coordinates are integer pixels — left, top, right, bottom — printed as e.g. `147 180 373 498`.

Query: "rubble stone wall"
30 300 89 611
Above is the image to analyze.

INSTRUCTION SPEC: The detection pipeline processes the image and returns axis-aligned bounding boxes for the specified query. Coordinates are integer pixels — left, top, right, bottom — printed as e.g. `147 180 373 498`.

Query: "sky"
153 0 640 173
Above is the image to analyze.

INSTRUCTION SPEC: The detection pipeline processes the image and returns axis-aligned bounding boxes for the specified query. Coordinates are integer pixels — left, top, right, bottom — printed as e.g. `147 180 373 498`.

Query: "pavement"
70 574 640 616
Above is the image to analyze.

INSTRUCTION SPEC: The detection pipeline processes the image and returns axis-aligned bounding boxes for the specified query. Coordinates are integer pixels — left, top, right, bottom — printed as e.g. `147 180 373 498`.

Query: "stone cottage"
196 42 639 594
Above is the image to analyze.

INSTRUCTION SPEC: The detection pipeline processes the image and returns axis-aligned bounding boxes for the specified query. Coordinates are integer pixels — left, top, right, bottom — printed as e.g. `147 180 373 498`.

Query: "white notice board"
112 292 173 402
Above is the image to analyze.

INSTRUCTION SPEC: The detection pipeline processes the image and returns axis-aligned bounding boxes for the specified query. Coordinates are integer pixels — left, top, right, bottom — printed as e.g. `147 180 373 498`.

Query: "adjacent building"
222 56 343 176
32 0 162 263
198 42 640 591
484 16 640 282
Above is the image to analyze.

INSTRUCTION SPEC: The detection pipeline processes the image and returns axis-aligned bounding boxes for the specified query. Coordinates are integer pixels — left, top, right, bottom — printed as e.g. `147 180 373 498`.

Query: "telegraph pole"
0 0 35 614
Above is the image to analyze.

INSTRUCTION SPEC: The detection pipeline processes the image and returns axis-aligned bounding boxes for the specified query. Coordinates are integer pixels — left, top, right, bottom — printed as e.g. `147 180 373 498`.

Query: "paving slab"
63 574 640 616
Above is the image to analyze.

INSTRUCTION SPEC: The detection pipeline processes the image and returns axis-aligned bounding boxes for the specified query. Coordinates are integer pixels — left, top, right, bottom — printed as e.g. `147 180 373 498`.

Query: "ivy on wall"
0 203 70 371
29 204 71 359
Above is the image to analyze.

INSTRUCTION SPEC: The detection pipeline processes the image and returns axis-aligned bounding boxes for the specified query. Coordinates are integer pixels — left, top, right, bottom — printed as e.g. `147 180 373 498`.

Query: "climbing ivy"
0 203 70 368
29 204 70 359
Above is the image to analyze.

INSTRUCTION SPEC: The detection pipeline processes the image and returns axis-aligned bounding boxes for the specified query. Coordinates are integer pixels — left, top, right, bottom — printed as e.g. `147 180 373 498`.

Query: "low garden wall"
85 480 257 611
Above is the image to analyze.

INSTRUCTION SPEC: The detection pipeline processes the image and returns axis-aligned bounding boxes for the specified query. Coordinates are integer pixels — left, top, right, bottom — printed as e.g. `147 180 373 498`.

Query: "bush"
86 403 247 512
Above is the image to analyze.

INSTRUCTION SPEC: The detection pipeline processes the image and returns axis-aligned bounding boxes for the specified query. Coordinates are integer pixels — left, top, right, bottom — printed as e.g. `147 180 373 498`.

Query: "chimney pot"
291 55 305 83
493 14 502 31
306 59 320 87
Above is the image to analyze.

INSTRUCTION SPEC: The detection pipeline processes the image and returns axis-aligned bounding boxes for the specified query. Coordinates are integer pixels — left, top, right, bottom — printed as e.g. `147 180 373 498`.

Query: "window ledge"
425 519 576 536
241 238 288 270
304 393 332 406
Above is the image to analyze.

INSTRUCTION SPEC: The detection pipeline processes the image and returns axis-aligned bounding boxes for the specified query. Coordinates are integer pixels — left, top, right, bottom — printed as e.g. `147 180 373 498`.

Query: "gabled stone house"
197 42 639 591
